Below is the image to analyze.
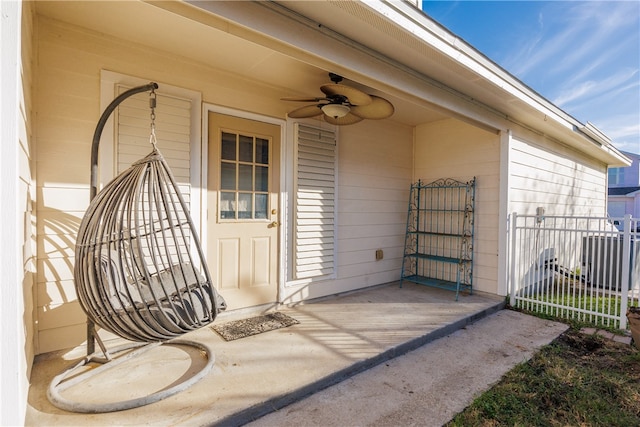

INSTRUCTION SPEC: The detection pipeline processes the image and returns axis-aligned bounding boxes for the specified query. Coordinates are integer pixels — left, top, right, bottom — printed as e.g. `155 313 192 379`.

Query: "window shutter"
116 87 192 208
295 123 336 279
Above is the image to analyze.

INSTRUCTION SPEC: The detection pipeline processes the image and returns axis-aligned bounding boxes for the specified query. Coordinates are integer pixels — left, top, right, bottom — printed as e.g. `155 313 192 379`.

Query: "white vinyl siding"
3 1 35 423
116 87 192 206
294 123 336 280
509 135 607 216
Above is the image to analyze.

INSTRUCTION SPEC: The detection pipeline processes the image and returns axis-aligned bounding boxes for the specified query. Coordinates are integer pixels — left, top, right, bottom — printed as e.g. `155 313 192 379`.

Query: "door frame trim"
201 103 286 303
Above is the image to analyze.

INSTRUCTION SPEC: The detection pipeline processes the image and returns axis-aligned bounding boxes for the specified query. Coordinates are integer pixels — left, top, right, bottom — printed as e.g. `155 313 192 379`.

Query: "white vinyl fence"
509 213 639 329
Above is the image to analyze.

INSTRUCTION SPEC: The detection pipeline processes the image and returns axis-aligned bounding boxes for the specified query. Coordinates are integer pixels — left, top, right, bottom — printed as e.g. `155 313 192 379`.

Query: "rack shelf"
405 253 470 264
400 177 476 300
407 231 471 238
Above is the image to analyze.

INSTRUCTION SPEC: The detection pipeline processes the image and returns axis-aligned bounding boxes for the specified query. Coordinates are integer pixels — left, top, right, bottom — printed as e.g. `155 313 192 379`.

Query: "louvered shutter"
295 123 336 279
116 87 192 208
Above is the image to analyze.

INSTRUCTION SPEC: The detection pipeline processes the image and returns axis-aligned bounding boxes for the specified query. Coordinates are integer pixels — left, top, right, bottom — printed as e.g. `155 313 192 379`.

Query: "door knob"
269 221 279 228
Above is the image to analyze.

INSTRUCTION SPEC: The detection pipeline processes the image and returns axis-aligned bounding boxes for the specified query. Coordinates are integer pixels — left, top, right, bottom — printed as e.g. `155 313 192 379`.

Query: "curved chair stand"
47 338 215 413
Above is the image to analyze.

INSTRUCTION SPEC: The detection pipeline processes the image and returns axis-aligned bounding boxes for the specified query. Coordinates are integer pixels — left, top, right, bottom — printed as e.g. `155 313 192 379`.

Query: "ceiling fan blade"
320 84 372 106
281 96 328 102
287 104 323 119
350 95 395 120
324 112 364 126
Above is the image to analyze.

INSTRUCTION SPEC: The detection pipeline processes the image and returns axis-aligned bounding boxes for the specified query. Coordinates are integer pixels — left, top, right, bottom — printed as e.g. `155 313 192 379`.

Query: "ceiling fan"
282 73 394 125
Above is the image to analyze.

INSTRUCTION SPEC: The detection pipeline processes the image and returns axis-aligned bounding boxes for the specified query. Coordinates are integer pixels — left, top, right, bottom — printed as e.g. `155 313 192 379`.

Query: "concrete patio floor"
26 282 507 426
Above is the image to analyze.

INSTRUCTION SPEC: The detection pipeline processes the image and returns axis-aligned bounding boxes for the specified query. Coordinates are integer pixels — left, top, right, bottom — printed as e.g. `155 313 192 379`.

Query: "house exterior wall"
336 121 413 285
1 1 36 424
413 118 501 294
609 152 640 187
608 195 640 219
506 130 610 301
282 119 414 303
508 130 608 216
30 10 614 356
34 16 415 353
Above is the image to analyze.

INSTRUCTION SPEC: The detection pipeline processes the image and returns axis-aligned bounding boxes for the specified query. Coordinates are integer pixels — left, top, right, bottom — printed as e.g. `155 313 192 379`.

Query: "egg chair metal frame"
47 83 225 413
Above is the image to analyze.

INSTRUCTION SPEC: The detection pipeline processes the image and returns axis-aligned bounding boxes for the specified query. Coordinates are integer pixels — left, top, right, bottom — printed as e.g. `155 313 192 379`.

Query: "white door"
207 112 280 309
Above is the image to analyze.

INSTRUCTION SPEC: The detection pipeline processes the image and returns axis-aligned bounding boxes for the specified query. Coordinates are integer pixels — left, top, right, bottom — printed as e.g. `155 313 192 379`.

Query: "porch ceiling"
34 0 448 127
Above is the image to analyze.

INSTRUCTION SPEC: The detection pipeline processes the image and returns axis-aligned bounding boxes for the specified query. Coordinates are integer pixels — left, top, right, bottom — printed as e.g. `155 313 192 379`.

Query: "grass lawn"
446 326 640 426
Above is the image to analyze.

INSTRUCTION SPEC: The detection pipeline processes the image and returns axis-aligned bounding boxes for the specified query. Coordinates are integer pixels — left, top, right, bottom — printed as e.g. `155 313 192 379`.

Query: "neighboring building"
608 151 640 225
1 1 630 424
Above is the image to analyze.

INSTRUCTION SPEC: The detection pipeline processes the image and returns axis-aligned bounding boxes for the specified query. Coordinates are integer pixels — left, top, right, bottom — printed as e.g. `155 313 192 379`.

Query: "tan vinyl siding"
414 118 501 294
0 2 39 424
20 0 37 377
334 120 413 285
1 1 37 423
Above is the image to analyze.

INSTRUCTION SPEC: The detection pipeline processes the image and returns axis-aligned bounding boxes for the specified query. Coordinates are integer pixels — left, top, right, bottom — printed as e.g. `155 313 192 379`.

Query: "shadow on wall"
37 206 87 353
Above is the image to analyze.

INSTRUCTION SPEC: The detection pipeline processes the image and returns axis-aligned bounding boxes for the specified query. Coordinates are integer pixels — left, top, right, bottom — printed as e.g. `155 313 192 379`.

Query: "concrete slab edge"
210 299 506 427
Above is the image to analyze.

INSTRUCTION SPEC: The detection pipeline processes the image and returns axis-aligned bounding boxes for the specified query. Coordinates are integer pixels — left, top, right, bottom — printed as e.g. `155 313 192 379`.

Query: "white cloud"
552 81 596 107
505 2 639 84
501 2 639 155
553 69 639 107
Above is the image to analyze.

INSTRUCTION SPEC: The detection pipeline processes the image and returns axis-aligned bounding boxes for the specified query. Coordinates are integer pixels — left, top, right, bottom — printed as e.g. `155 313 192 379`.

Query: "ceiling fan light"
321 103 350 119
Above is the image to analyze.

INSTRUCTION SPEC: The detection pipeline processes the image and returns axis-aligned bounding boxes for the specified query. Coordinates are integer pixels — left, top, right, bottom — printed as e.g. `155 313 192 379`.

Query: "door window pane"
256 166 268 192
220 192 236 219
238 193 252 219
221 162 236 190
255 194 268 219
256 138 269 164
239 135 253 162
221 132 236 160
238 164 253 191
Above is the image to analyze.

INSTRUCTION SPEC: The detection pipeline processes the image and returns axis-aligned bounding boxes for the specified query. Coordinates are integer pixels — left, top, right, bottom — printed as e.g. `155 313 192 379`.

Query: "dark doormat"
211 312 299 341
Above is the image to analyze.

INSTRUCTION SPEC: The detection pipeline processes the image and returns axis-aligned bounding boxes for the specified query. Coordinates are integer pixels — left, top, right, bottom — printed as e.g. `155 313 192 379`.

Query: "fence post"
509 212 517 307
620 214 632 329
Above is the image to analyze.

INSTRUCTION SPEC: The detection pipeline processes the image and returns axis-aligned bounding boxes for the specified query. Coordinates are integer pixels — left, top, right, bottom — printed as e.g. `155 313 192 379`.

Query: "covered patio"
26 282 503 426
2 1 630 424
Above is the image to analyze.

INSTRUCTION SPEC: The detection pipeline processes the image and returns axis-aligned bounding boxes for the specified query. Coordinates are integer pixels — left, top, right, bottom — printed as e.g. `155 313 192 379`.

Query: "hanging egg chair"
74 147 225 341
48 83 226 413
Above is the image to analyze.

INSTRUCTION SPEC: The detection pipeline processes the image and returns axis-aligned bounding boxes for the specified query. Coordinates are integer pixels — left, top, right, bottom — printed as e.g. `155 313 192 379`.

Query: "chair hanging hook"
149 87 157 147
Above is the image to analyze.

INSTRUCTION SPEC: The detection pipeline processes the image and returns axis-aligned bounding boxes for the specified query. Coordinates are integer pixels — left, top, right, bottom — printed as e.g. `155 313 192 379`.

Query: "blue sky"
422 1 640 155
